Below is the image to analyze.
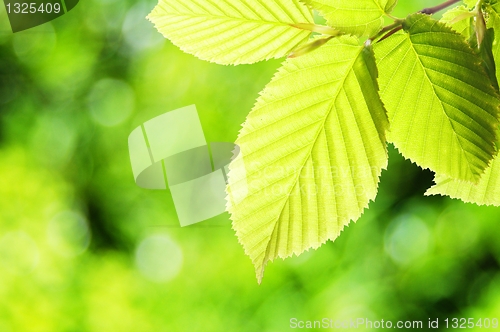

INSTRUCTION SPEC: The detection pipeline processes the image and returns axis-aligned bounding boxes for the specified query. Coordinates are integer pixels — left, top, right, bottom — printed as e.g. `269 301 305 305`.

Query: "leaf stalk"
371 0 462 43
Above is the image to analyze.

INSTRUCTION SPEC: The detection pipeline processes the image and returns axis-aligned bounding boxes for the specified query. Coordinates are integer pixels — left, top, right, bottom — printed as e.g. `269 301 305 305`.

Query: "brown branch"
420 0 461 15
373 0 462 43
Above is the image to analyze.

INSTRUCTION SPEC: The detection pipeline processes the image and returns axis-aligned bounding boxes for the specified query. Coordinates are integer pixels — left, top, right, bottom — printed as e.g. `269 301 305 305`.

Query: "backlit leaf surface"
227 37 389 283
148 0 313 65
375 14 500 183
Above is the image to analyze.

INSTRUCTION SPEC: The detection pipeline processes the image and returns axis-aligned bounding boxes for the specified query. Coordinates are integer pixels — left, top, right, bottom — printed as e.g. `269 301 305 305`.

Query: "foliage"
147 0 314 65
1 0 500 330
149 0 500 283
227 36 389 282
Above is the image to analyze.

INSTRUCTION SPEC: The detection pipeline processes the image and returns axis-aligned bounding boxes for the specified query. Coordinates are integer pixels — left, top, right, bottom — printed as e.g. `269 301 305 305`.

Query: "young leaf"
227 36 389 283
485 1 500 82
441 6 498 89
374 13 500 183
476 29 499 90
289 36 334 58
426 156 500 206
476 6 487 47
302 0 398 37
147 0 313 65
441 5 474 39
463 0 478 8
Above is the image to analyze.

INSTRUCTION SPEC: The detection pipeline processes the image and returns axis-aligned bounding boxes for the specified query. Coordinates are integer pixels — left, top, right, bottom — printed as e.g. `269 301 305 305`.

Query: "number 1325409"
5 2 61 14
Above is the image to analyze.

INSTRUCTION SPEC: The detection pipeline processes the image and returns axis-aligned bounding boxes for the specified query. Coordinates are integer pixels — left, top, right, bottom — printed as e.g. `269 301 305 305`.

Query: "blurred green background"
0 0 499 331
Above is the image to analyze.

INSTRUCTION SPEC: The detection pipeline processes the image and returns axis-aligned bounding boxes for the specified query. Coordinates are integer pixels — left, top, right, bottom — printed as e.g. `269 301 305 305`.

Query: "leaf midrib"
406 31 478 179
257 48 363 279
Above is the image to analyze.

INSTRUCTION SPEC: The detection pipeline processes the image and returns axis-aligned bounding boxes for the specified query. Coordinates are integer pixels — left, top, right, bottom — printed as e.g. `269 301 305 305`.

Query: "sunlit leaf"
288 36 333 57
375 13 500 183
426 155 500 206
302 0 398 37
485 0 500 82
463 0 478 8
147 0 313 65
442 6 498 88
441 5 474 39
227 36 389 283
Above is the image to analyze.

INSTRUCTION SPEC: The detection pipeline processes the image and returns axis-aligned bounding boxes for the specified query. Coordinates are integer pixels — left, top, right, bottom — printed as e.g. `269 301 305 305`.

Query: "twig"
372 0 462 42
420 0 461 15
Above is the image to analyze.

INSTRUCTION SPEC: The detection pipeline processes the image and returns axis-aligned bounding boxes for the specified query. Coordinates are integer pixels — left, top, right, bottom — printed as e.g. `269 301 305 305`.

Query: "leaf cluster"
148 0 500 283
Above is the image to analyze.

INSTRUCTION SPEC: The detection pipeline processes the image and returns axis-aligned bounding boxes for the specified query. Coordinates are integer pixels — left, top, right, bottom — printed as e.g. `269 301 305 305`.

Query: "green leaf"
476 29 499 90
485 1 500 82
147 0 313 65
441 5 474 39
289 36 334 58
464 0 478 8
374 13 500 183
385 0 398 13
302 0 398 37
227 36 389 283
426 155 500 206
442 6 498 88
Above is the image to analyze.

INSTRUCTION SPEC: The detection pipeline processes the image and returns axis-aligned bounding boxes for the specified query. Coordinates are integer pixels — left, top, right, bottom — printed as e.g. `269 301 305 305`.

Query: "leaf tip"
255 261 267 284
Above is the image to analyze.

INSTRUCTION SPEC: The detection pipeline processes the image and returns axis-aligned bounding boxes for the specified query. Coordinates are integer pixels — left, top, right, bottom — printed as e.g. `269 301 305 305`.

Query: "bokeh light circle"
47 211 91 257
88 78 135 127
135 234 183 283
0 231 39 275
